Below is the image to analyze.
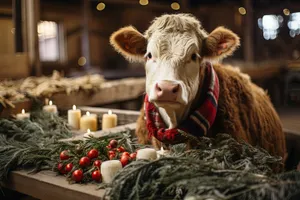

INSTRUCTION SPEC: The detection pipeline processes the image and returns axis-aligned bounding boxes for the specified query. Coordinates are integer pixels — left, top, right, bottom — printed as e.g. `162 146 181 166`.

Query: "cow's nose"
155 81 180 101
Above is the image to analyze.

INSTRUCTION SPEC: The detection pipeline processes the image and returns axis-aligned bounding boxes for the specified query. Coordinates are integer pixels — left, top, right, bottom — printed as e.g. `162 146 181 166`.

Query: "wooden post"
24 0 41 76
244 0 254 62
12 0 23 53
82 0 91 68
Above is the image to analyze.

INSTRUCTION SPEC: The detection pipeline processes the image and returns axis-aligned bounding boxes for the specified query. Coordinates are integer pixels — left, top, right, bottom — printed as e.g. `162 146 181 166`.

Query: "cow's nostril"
172 85 179 93
156 83 162 92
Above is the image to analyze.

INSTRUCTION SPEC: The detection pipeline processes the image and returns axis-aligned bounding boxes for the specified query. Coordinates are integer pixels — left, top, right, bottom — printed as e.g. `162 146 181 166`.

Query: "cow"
109 13 286 162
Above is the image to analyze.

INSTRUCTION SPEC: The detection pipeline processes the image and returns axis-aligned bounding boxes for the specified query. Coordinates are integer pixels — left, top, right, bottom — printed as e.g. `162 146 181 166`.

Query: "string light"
78 57 86 66
139 0 148 6
96 3 105 11
238 7 246 15
171 2 180 10
283 8 290 16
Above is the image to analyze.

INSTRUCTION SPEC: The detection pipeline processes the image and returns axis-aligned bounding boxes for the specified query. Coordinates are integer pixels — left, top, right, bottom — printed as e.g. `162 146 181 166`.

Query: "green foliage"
108 134 300 200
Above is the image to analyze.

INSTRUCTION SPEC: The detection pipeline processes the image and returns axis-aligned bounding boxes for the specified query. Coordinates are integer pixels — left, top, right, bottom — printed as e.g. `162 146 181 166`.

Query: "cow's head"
110 14 240 128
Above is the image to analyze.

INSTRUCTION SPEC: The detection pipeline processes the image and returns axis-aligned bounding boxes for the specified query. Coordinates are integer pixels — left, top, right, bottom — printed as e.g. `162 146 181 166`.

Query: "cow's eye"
147 53 152 59
191 53 197 61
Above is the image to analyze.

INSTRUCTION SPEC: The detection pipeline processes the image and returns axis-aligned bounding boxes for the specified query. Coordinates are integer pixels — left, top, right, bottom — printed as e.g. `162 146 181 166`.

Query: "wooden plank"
50 78 145 109
3 170 104 200
0 54 29 79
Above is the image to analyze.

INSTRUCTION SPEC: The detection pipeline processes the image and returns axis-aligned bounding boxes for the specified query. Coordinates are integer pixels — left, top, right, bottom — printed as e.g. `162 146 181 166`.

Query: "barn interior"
0 0 300 199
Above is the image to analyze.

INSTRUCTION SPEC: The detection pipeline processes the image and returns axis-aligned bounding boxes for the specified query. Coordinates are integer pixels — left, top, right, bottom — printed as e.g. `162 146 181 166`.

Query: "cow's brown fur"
136 63 286 160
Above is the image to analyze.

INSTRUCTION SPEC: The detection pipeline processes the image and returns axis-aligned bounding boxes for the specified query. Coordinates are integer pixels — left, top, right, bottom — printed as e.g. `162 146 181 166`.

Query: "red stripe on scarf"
144 62 219 144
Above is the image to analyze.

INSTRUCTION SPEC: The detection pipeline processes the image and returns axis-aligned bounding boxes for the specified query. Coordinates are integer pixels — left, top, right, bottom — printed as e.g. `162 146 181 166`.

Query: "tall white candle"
101 160 122 183
137 148 157 161
68 105 81 129
80 111 98 132
16 109 30 120
43 100 58 114
102 110 118 130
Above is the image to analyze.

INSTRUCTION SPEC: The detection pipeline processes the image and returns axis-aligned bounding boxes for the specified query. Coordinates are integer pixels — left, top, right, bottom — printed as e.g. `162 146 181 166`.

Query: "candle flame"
86 111 90 116
161 146 164 153
49 100 53 106
87 129 90 133
108 110 112 115
22 109 25 114
72 105 76 110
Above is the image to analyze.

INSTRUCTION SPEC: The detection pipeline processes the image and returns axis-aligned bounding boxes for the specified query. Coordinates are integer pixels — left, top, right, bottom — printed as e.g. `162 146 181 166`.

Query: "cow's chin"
153 100 188 129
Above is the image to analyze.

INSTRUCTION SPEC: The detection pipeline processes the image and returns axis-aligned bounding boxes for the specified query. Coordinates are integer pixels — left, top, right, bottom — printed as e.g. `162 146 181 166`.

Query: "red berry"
109 154 116 160
117 146 125 152
57 163 66 174
130 153 137 160
79 157 91 167
120 156 129 167
108 150 116 155
72 169 83 182
94 160 102 168
87 149 99 159
91 170 102 182
122 152 130 157
60 150 70 160
109 140 118 148
65 163 73 172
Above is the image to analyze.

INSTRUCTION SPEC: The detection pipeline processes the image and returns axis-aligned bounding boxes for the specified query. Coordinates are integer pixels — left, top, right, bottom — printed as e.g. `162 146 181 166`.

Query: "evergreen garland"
107 134 300 200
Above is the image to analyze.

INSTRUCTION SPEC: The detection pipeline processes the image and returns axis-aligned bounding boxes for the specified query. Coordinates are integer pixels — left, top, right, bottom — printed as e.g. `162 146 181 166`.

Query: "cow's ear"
110 26 147 62
202 26 240 60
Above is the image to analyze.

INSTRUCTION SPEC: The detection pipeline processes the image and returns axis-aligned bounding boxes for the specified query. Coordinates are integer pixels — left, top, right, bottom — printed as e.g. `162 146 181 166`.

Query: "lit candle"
68 105 81 129
80 111 98 132
101 160 122 183
102 110 118 130
136 148 157 161
83 129 96 138
16 109 30 120
156 147 170 159
43 100 58 114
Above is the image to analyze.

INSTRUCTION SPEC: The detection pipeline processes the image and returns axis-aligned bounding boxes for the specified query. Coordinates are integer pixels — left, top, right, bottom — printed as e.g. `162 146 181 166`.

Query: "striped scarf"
144 62 219 144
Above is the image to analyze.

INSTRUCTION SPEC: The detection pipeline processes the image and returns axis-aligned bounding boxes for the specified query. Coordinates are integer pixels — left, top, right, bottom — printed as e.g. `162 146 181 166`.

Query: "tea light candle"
16 109 30 120
156 147 170 159
68 105 81 129
43 100 58 114
102 110 117 130
83 129 96 138
80 111 98 132
136 148 157 161
101 160 122 183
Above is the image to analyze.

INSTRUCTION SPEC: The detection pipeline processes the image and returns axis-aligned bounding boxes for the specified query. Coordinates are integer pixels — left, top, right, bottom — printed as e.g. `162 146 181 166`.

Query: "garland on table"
107 134 300 200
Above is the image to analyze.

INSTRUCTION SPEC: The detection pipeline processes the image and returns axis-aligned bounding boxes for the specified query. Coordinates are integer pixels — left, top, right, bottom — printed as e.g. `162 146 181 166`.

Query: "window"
38 21 60 62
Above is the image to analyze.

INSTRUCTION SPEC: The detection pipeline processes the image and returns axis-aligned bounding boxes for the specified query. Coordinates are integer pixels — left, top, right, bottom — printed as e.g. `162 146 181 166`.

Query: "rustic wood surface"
50 78 145 109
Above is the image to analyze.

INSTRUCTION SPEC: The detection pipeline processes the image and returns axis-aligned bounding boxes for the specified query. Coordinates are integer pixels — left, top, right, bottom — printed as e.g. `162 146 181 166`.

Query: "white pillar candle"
43 100 58 114
80 111 98 132
68 105 81 129
102 110 118 130
101 160 122 183
137 148 157 161
156 147 170 159
16 109 30 120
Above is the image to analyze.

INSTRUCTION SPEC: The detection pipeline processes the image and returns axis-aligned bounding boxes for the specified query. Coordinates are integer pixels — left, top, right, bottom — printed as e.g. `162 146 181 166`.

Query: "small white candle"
43 100 58 114
101 160 122 183
80 111 98 132
102 110 118 130
136 148 157 161
16 109 30 120
68 105 81 129
83 129 96 138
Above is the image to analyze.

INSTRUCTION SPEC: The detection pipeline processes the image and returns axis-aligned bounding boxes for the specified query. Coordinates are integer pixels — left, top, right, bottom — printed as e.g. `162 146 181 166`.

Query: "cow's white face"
110 14 240 128
145 32 203 127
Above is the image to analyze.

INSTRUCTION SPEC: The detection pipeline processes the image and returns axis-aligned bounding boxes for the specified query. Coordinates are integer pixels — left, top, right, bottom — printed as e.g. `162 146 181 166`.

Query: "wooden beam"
82 0 91 68
13 0 24 52
24 0 41 76
243 0 254 62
